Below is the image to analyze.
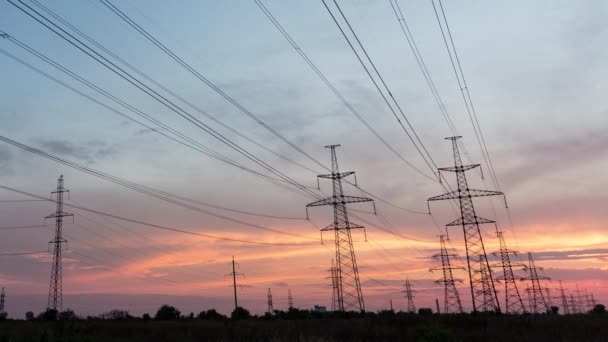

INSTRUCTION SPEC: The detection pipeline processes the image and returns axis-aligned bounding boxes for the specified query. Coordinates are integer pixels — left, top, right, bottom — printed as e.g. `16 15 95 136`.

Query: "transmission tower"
0 287 5 316
46 175 73 312
544 287 554 309
569 294 579 314
267 288 274 314
307 145 375 312
404 278 416 313
558 281 570 315
288 289 294 310
328 259 339 311
227 256 244 311
427 136 502 313
430 235 464 314
491 227 526 314
522 252 550 314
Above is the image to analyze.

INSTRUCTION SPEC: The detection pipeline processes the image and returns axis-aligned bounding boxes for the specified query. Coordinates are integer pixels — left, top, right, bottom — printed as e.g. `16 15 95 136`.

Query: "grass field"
1 312 607 342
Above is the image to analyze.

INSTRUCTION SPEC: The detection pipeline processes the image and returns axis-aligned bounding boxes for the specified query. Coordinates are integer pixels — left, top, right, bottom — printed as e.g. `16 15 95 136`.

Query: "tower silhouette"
0 287 5 316
307 145 374 312
404 278 416 313
46 175 73 312
267 288 274 314
558 281 570 315
492 227 526 314
427 136 502 312
522 252 550 314
288 289 294 310
430 235 464 314
227 256 244 311
569 294 579 314
329 259 339 311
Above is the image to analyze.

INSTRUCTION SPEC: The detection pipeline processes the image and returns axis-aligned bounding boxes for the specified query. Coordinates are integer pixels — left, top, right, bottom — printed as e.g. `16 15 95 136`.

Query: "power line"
0 184 320 246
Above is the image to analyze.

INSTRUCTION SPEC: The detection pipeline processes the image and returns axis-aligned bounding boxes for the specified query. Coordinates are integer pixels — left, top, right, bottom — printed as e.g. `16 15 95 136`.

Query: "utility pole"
558 281 570 315
389 299 394 312
0 287 5 316
288 289 294 310
404 278 416 313
427 136 503 313
522 252 550 314
492 227 526 314
435 299 441 314
267 288 274 314
46 175 73 312
430 235 464 314
227 256 244 311
307 145 375 312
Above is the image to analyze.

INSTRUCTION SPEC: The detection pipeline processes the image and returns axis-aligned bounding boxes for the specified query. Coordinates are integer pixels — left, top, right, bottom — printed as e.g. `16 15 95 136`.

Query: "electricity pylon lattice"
307 145 375 312
328 259 339 311
491 228 526 314
569 294 579 314
267 288 274 314
404 278 416 313
288 289 294 310
0 287 5 316
430 235 464 314
558 281 570 315
428 136 502 313
522 252 550 314
46 175 73 312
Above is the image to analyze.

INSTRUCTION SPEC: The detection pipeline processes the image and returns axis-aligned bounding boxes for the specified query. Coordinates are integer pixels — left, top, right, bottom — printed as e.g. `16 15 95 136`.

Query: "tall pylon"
227 256 244 311
522 252 550 314
46 175 73 312
427 136 502 313
558 281 570 315
288 289 294 310
307 145 375 312
430 235 464 314
0 287 5 316
267 288 274 314
328 259 339 311
404 278 416 313
491 227 526 314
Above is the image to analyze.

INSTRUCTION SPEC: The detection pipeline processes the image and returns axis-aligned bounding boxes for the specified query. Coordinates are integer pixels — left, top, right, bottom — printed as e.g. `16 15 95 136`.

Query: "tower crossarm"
446 216 495 227
307 195 373 208
438 164 480 173
428 189 503 202
318 171 355 180
430 265 465 272
321 223 364 231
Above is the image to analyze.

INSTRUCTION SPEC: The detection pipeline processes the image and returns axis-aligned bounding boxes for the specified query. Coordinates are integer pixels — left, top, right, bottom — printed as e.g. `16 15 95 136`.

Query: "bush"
25 311 34 320
58 309 79 321
100 309 132 320
231 307 251 320
592 304 606 314
154 305 181 320
37 309 58 321
142 313 151 321
198 309 227 320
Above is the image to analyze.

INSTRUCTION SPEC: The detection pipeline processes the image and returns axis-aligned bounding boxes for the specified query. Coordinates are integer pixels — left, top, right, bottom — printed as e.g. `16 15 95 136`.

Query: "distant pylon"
521 252 550 313
544 287 553 309
288 289 294 310
46 175 73 312
558 281 570 315
491 227 526 314
329 259 339 311
404 278 416 313
584 289 593 311
267 288 274 314
0 287 5 315
427 136 502 313
307 145 375 312
569 294 579 314
590 293 597 308
430 235 464 314
227 256 244 311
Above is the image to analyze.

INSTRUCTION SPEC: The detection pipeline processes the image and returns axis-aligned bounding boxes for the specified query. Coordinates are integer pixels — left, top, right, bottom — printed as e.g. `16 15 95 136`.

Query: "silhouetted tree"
100 309 132 320
58 309 78 321
0 311 7 320
592 304 606 314
154 305 181 320
142 313 151 321
550 306 559 315
25 311 34 320
418 308 433 316
198 309 227 320
37 309 58 320
231 306 251 320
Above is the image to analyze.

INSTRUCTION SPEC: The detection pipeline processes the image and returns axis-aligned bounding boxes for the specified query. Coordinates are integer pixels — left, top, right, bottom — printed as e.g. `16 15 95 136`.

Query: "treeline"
7 303 607 322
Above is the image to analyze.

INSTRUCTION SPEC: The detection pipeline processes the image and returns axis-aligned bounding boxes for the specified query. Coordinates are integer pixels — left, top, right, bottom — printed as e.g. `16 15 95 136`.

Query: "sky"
0 0 607 318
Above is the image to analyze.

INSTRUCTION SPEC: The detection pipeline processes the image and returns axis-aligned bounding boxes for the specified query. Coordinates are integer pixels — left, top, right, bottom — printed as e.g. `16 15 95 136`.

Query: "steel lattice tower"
492 228 526 314
288 289 294 310
0 287 5 316
430 235 464 314
307 145 374 312
329 259 339 311
558 281 570 315
522 252 550 314
404 278 416 313
569 294 579 314
428 136 502 313
267 288 274 314
46 175 73 312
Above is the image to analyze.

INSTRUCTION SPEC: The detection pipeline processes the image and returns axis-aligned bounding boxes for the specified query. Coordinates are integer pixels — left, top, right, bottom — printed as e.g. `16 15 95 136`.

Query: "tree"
58 309 78 321
0 312 7 321
550 306 559 315
592 304 606 314
100 309 132 320
37 309 58 321
198 309 226 320
142 313 151 321
154 305 181 320
25 311 34 320
231 307 251 320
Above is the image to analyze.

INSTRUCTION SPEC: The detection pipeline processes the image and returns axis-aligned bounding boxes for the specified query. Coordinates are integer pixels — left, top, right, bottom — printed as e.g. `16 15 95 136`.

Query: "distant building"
313 305 327 313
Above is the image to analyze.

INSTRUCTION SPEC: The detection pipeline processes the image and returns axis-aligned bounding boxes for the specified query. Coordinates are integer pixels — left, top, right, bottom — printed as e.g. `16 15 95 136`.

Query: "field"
1 313 607 342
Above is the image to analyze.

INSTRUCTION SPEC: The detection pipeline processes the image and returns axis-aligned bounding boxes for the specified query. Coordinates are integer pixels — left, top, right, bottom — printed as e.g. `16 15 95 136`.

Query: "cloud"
36 138 119 164
273 281 288 287
533 248 608 262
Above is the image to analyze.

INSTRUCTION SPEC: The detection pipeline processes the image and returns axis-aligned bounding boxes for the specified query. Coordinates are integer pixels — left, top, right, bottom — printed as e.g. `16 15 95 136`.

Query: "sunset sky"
0 0 607 318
